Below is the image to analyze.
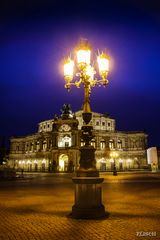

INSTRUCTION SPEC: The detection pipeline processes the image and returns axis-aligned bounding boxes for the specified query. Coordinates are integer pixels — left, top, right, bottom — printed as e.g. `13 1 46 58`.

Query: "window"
36 141 40 151
96 121 99 126
26 143 29 152
100 141 105 149
42 141 47 151
102 122 105 126
65 142 69 147
109 140 114 149
31 143 34 151
81 141 85 147
108 122 111 127
58 135 71 147
16 145 19 151
91 140 96 148
117 140 122 149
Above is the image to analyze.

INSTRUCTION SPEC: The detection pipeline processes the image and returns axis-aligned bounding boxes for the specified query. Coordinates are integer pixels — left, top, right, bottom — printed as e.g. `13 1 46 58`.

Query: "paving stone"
0 173 160 240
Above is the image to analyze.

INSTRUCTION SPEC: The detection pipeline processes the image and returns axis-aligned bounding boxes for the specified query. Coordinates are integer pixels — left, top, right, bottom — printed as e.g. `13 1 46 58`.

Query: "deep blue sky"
0 0 160 147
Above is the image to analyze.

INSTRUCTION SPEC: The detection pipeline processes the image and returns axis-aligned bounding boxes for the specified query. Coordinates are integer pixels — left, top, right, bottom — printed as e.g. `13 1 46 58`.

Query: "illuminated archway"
58 154 69 171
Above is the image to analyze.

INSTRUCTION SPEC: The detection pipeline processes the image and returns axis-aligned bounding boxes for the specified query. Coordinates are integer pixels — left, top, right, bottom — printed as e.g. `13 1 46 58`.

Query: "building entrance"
58 154 69 171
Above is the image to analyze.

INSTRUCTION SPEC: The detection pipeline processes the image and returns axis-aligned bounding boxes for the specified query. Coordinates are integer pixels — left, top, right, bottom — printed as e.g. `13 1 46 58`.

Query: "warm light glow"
77 49 91 67
97 52 109 77
100 158 106 163
59 159 64 170
63 40 110 94
127 159 132 163
110 152 118 158
64 58 74 81
119 159 123 163
109 159 114 163
85 65 95 80
76 39 91 67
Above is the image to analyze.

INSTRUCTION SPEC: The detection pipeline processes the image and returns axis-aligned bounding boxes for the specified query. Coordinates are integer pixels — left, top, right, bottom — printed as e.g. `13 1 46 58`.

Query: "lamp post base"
113 166 117 176
113 171 117 176
71 177 107 219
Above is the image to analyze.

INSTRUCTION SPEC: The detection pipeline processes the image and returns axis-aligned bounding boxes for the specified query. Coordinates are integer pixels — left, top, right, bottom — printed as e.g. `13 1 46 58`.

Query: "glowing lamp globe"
64 58 74 82
76 40 91 68
97 52 109 78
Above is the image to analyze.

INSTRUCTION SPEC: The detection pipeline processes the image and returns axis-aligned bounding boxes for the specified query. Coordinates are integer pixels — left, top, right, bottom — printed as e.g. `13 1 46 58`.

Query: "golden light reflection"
110 151 118 158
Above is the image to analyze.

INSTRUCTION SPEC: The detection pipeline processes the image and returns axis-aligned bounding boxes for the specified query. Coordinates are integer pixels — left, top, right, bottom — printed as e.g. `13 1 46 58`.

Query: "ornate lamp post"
63 39 110 218
110 151 118 176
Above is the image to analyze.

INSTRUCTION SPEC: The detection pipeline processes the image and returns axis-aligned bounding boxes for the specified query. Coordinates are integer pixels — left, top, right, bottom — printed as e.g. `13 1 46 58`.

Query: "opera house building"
8 104 148 172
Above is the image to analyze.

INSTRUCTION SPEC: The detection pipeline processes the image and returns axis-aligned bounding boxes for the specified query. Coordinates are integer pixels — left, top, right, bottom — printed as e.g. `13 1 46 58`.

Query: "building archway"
58 154 69 171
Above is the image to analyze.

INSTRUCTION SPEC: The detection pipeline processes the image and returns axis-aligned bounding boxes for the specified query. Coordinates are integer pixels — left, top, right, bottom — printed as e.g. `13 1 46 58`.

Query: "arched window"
96 121 100 126
31 142 34 152
36 141 40 151
91 140 96 148
34 160 38 171
100 139 105 149
109 139 114 149
42 159 46 171
42 140 47 151
117 140 122 149
25 143 29 152
81 141 85 147
58 154 69 171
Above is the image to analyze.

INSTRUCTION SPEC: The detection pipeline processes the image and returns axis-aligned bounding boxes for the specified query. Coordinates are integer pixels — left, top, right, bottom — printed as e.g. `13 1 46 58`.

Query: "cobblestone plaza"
0 173 160 240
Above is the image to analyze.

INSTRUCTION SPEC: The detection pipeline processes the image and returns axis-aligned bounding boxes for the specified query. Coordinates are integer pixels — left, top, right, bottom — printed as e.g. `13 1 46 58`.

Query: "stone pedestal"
71 177 107 219
76 145 99 177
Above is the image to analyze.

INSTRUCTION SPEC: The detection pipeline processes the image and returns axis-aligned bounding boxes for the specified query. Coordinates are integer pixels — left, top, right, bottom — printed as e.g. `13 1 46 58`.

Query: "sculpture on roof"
61 104 73 119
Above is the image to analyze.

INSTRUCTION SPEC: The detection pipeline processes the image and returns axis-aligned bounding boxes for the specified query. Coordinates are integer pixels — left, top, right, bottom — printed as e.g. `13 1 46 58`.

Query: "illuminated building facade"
8 104 148 172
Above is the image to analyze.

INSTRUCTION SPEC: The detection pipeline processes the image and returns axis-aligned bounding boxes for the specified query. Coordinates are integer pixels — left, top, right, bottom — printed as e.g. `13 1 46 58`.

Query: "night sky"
1 0 160 147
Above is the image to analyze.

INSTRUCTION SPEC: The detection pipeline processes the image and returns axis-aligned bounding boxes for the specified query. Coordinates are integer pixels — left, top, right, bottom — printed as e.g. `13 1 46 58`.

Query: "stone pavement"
0 173 160 240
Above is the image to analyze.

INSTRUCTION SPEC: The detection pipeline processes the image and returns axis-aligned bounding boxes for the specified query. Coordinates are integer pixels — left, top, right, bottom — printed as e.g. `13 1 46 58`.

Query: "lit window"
58 135 71 147
36 141 40 151
43 141 47 150
91 140 96 147
117 140 122 149
109 140 114 149
100 141 105 149
81 141 84 146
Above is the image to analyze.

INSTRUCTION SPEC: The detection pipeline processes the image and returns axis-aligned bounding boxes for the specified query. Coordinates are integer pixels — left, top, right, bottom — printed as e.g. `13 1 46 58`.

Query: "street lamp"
63 39 110 219
110 151 118 176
